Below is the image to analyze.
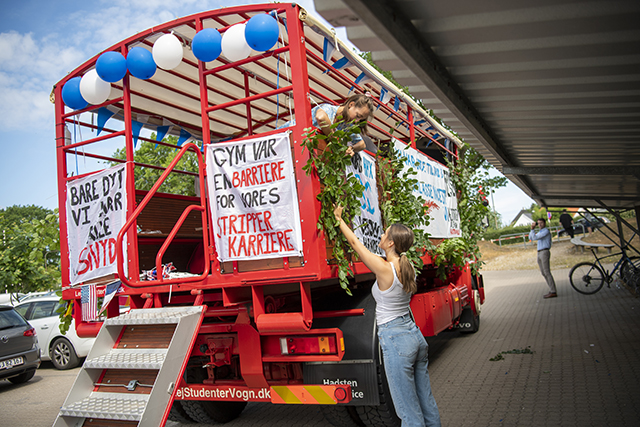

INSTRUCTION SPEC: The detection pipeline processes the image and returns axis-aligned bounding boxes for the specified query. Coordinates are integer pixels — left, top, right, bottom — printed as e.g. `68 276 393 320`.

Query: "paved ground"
3 267 639 426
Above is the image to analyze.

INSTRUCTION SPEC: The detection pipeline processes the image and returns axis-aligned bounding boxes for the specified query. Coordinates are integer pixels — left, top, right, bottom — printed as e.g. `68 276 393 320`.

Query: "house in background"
510 210 534 227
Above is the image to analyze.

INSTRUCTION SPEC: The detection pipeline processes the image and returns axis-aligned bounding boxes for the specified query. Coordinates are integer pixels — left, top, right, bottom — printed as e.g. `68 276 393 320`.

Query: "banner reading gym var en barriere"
205 132 303 262
393 139 461 238
66 163 128 286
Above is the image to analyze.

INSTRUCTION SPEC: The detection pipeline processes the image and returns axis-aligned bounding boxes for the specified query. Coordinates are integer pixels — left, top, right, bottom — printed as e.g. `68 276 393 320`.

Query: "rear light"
23 327 36 337
279 336 337 355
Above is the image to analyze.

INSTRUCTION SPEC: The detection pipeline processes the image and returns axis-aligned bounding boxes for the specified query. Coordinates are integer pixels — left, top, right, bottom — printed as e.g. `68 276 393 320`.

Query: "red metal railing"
115 142 210 287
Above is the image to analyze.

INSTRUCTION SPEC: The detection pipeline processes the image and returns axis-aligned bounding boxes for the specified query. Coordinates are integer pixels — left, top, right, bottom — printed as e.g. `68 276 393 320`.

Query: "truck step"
59 392 149 421
105 306 204 325
84 349 167 370
54 305 206 427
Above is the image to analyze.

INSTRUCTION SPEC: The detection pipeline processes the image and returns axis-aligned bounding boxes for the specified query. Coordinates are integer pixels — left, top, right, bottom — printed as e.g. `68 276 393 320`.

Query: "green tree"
0 206 60 293
111 135 201 196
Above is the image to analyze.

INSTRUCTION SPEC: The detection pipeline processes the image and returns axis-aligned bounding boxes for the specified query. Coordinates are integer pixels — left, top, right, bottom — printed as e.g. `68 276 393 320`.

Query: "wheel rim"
53 341 71 367
571 263 604 294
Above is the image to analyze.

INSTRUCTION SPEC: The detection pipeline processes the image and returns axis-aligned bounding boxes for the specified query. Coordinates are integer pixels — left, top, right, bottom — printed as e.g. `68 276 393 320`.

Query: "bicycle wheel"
621 256 640 285
569 262 605 295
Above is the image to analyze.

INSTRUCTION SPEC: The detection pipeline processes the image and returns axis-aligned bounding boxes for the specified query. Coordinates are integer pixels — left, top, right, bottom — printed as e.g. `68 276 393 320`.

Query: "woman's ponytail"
388 224 416 294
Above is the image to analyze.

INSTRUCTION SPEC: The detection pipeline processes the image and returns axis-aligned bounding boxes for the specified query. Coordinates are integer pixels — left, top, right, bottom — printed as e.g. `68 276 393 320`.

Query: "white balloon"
222 24 252 62
79 69 111 105
152 33 184 70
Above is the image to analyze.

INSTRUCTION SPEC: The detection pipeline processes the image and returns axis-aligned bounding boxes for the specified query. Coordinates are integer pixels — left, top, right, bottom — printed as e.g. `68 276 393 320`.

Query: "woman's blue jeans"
377 314 441 427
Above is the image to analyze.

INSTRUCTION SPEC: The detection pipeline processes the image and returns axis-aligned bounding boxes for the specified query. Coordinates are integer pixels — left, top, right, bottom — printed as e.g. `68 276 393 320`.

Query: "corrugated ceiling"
314 0 640 210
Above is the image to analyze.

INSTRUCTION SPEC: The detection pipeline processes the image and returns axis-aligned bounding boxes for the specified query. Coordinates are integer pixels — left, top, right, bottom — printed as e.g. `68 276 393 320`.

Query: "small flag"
96 107 117 136
331 57 351 70
380 87 392 104
98 280 123 315
155 125 171 143
394 96 401 111
81 284 98 321
177 128 192 147
323 37 335 63
354 72 373 86
131 120 144 148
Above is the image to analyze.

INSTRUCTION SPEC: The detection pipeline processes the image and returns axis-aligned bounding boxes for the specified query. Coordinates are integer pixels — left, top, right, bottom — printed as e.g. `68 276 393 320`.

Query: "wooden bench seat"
570 236 615 254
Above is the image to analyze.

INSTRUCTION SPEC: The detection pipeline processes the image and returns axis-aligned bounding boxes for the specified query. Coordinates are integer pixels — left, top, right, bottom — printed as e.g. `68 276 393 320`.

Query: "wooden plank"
82 420 138 427
95 369 158 394
135 194 202 238
116 324 176 349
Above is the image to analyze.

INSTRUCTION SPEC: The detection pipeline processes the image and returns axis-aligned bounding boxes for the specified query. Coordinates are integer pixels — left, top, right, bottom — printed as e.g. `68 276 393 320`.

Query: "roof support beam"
531 194 640 202
327 1 512 163
503 166 640 180
318 0 540 199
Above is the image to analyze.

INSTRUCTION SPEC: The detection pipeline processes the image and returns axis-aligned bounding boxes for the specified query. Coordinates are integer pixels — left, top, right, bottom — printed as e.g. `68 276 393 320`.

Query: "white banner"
66 163 128 285
393 139 460 238
346 152 385 256
205 132 303 261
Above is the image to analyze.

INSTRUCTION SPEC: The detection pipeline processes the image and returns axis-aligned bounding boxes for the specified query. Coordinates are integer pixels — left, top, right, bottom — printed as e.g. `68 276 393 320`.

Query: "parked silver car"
0 305 41 384
14 296 95 370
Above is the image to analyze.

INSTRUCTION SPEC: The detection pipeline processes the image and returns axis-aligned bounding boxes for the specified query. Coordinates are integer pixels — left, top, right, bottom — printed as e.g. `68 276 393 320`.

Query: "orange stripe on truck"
271 384 352 404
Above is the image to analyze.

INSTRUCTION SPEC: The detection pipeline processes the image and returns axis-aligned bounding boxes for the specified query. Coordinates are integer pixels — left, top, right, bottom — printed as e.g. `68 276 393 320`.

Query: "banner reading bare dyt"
66 163 128 285
205 132 303 262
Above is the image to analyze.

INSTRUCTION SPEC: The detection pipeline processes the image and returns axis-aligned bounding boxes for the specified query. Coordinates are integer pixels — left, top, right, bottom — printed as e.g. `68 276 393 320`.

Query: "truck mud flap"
305 289 380 406
304 360 378 406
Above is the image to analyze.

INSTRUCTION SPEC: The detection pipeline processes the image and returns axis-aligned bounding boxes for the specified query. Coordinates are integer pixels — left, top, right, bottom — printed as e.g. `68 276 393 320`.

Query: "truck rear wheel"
354 339 401 427
181 400 247 424
321 405 364 427
167 401 194 423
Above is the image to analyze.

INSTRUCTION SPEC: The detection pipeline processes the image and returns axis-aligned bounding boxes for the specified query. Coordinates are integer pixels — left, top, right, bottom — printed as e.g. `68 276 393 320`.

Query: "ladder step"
105 306 204 325
85 349 168 370
59 393 149 421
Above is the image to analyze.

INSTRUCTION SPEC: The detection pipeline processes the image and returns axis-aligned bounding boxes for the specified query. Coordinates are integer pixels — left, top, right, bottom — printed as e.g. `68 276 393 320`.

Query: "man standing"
530 219 557 298
559 209 574 238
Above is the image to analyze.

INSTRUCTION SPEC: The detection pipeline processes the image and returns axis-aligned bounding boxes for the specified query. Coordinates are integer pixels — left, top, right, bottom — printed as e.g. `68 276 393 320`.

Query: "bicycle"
569 245 640 295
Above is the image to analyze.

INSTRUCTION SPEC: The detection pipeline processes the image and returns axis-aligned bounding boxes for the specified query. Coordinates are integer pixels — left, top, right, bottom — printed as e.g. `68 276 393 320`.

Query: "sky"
0 0 532 225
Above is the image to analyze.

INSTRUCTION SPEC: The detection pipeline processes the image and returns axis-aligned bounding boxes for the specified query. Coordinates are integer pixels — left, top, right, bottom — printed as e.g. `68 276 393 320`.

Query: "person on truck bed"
312 93 374 156
278 93 374 156
334 205 441 427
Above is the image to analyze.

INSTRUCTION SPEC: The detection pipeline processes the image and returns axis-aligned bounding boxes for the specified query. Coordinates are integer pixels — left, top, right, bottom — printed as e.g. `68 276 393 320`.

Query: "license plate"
0 356 24 370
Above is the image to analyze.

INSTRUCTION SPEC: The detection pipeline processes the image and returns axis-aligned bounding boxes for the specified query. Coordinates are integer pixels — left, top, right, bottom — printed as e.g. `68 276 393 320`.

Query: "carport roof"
313 0 640 210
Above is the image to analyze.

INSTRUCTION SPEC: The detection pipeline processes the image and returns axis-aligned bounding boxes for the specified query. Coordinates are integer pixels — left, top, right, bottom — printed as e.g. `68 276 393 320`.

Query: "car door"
17 301 58 360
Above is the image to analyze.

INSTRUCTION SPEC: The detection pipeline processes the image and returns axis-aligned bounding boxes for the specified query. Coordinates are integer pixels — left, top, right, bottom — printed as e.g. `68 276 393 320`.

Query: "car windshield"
0 308 28 330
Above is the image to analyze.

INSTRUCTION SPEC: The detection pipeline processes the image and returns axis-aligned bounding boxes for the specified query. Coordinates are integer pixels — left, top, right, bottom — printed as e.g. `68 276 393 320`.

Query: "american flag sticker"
81 284 98 321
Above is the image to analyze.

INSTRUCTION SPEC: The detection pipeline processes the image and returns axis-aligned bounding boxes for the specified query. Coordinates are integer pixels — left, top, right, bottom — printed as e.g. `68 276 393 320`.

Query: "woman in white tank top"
334 205 441 427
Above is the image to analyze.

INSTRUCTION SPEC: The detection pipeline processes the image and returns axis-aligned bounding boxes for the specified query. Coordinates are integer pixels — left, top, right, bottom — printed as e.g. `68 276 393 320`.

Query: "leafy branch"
301 123 365 295
376 143 433 270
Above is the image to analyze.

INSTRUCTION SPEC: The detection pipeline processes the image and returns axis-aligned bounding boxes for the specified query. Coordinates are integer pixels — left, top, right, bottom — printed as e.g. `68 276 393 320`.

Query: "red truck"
52 4 484 426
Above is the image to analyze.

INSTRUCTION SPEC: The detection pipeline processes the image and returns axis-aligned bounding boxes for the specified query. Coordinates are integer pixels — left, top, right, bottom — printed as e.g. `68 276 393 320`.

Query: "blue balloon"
245 14 279 52
192 28 222 62
127 47 156 80
96 51 127 82
61 77 88 110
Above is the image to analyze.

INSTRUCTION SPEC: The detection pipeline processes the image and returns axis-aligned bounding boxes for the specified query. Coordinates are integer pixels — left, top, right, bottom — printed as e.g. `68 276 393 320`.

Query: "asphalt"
166 267 640 427
3 266 639 426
